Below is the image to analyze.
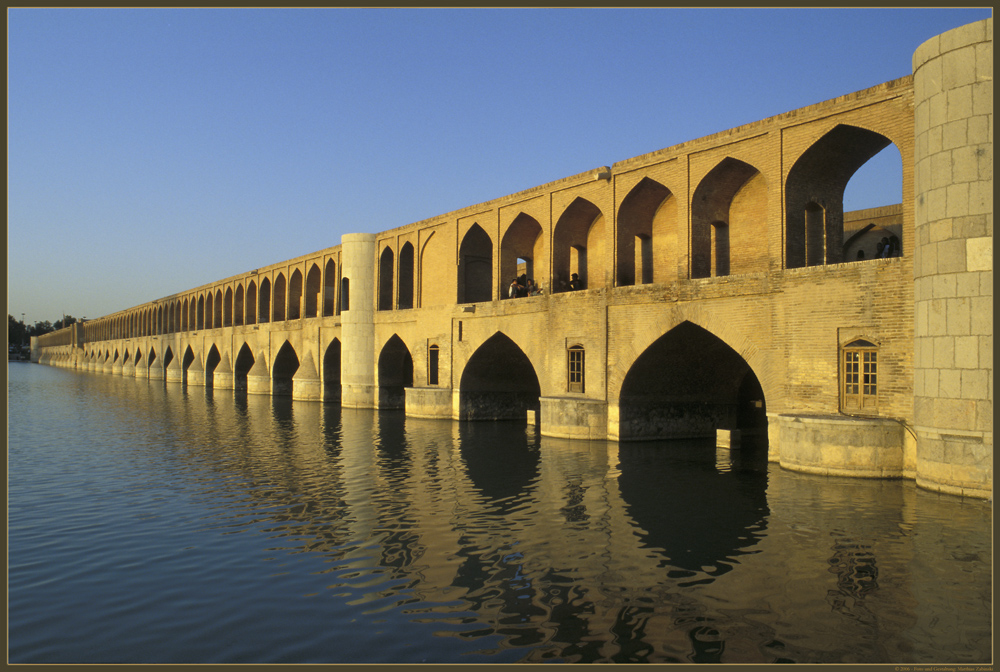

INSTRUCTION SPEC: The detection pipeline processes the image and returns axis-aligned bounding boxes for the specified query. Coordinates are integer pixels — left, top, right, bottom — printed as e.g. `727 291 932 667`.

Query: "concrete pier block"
717 429 741 450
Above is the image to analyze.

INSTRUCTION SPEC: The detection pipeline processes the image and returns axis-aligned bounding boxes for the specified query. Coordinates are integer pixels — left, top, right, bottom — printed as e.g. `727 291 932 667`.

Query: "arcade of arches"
34 26 995 504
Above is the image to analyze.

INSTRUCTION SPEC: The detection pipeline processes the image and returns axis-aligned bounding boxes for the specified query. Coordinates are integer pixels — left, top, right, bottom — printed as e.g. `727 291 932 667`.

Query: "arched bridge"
35 19 995 501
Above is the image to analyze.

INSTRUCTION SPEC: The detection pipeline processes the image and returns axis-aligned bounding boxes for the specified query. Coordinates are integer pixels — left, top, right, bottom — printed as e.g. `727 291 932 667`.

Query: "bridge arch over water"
37 20 994 499
459 331 541 421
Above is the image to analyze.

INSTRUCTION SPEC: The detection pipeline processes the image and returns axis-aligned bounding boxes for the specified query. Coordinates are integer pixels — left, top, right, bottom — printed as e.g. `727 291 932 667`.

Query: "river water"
7 362 992 664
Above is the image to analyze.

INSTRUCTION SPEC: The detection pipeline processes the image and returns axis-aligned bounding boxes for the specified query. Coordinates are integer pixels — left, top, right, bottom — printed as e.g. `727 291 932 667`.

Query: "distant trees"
7 314 79 345
8 315 28 346
53 315 78 330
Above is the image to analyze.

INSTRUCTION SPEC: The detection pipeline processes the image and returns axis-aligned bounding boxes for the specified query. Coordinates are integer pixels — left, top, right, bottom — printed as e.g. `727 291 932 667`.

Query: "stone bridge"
35 20 992 498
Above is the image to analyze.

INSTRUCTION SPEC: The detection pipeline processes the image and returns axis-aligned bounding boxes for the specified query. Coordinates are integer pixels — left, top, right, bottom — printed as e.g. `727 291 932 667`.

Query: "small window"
428 344 439 386
340 277 350 312
842 339 877 411
568 345 585 393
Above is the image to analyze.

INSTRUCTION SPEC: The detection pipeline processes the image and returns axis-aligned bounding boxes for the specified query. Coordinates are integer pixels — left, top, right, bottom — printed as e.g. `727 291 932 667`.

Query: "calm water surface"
8 363 992 664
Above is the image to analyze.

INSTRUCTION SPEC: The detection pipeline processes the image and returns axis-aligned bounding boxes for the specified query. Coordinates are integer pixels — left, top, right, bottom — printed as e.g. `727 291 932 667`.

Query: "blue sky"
8 7 992 325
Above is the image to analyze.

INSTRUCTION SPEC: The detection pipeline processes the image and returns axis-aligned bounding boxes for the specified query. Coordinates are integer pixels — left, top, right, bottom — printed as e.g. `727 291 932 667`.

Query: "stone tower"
912 18 993 498
340 233 377 408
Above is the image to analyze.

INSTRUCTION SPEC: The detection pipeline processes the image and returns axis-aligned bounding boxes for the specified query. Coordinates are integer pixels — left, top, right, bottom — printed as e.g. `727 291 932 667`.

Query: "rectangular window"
843 344 877 410
568 346 585 393
428 345 439 386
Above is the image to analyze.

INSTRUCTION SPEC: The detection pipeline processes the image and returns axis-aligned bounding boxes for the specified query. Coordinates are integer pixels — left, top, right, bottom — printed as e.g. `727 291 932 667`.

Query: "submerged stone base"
405 387 453 419
775 414 906 478
540 397 608 440
914 427 992 499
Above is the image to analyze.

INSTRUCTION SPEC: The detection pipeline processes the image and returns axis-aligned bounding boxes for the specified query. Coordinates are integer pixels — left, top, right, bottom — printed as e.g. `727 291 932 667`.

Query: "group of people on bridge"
508 272 585 298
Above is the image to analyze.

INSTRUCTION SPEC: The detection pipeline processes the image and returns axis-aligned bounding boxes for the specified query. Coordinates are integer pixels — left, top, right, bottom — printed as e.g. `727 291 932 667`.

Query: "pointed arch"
234 284 245 326
288 269 302 320
246 280 257 325
458 223 493 304
224 287 234 327
397 242 414 310
459 332 540 420
691 157 765 278
214 289 223 328
324 259 337 317
786 124 895 268
272 340 299 396
378 334 413 409
234 343 255 393
553 197 604 291
617 178 674 286
323 338 342 401
275 274 288 322
419 230 444 308
378 246 395 311
182 346 196 376
500 213 543 294
205 345 221 385
305 263 322 318
619 321 766 442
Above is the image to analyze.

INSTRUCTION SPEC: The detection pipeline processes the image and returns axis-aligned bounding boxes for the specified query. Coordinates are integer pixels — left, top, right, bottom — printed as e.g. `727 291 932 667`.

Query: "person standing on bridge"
569 273 582 291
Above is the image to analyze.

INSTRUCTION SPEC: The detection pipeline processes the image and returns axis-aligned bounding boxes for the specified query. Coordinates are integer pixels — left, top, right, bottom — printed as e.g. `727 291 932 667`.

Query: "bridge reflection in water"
8 364 991 664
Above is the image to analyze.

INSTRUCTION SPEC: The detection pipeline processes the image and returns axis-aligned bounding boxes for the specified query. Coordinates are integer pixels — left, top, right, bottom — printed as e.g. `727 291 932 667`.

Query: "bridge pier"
404 387 453 418
186 356 205 386
214 353 235 390
246 351 270 395
774 414 907 479
292 352 322 401
148 356 165 381
165 356 183 383
539 397 608 440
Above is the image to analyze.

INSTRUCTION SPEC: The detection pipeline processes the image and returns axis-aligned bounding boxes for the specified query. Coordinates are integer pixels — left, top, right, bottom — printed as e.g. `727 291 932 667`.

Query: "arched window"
341 277 350 312
324 259 337 317
842 339 878 411
378 246 394 311
568 344 585 393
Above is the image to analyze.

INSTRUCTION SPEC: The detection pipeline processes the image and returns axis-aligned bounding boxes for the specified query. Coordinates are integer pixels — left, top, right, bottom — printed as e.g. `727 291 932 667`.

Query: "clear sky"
8 7 992 325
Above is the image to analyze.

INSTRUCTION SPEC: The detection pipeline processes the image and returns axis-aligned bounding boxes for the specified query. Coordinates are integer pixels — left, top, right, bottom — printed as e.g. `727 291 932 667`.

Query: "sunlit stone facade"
35 20 992 498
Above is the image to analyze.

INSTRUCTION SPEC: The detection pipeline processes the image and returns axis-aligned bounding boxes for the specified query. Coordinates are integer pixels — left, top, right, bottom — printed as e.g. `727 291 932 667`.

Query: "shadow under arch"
378 334 413 409
323 338 342 402
619 321 767 444
459 332 540 421
272 341 299 397
234 343 255 394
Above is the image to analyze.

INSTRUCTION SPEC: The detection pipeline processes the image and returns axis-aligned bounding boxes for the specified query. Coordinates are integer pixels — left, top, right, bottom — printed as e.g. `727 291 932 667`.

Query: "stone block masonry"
36 20 992 499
